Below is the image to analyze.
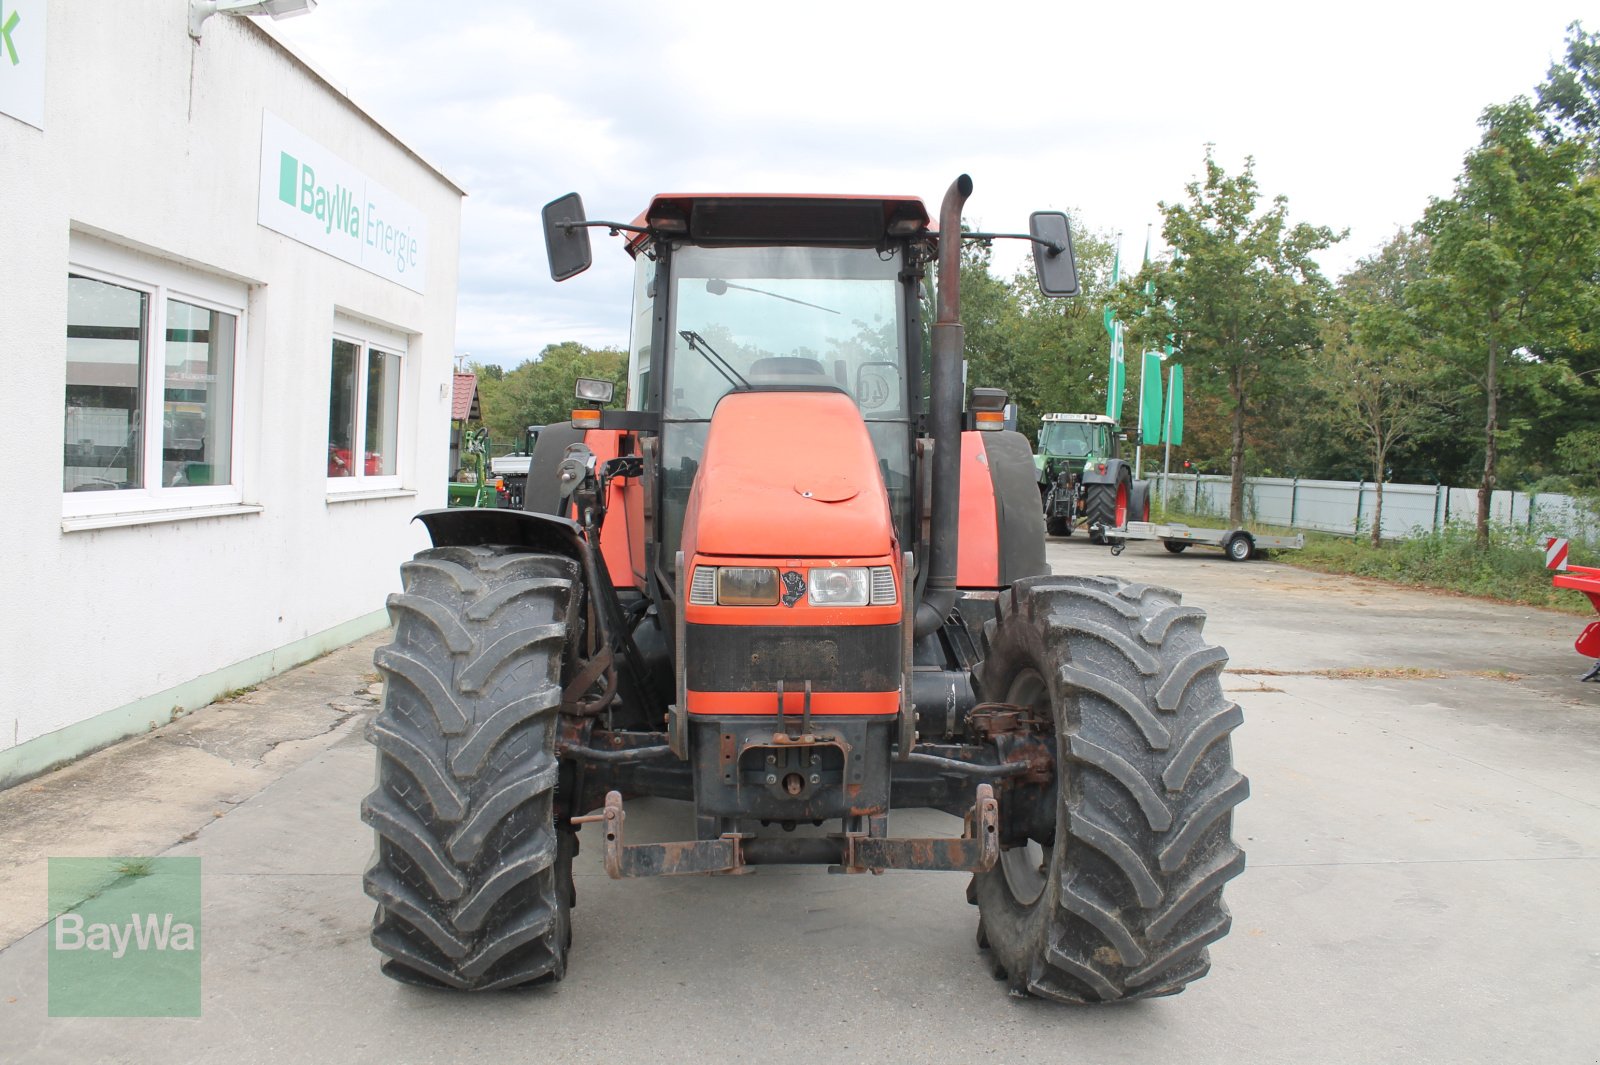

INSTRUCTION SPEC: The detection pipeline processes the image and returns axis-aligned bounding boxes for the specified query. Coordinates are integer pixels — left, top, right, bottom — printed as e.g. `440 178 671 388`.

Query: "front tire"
363 545 581 990
971 575 1248 1003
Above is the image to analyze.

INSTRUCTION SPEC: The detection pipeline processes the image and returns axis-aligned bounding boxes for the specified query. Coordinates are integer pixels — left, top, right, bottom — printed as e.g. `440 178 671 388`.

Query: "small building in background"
0 0 465 787
449 371 482 476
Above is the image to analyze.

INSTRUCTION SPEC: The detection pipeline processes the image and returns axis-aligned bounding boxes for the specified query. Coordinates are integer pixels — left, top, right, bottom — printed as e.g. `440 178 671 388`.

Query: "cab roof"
627 194 930 253
1042 413 1116 425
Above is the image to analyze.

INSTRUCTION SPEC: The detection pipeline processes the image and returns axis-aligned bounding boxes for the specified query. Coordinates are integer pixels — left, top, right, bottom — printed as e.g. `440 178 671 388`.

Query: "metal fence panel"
1151 473 1597 544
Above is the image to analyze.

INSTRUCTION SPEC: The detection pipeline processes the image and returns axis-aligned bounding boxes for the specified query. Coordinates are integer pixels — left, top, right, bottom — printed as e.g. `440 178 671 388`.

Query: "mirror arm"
567 219 652 237
962 231 1068 256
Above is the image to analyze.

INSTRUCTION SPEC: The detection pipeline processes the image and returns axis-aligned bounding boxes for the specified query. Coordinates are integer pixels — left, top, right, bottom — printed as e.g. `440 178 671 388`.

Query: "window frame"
325 316 408 495
63 237 248 519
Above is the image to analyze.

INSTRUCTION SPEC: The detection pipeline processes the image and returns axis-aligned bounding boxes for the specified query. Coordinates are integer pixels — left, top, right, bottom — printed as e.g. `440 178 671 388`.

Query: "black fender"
981 430 1048 585
1129 480 1152 523
1079 457 1131 486
414 508 587 564
521 422 588 516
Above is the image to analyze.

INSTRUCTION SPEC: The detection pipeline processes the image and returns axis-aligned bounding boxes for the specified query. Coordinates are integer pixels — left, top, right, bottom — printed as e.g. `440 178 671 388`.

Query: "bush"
1293 524 1596 613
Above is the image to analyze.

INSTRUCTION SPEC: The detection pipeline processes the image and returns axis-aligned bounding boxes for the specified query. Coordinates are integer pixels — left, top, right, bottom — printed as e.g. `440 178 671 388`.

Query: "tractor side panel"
957 433 1000 588
957 431 1048 588
981 430 1050 585
582 430 636 590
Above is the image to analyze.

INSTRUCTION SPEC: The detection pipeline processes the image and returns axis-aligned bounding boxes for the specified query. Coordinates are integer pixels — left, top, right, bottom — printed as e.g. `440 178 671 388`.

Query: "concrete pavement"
1 541 1596 1064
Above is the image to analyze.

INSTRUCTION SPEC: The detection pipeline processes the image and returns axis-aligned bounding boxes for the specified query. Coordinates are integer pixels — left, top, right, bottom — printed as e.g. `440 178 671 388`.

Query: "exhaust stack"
915 174 973 638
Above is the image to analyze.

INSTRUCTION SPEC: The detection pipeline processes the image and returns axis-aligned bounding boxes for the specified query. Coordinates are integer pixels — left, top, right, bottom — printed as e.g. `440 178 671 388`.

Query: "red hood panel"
685 391 894 559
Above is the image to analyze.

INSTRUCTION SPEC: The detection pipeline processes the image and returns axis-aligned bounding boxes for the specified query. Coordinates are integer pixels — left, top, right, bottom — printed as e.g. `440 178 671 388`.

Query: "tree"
1136 149 1341 525
1319 231 1444 545
957 222 1118 443
1414 98 1600 547
478 342 628 447
1539 22 1600 156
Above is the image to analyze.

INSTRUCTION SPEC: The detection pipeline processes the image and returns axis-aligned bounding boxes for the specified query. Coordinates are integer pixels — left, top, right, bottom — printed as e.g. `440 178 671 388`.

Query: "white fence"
1150 474 1600 543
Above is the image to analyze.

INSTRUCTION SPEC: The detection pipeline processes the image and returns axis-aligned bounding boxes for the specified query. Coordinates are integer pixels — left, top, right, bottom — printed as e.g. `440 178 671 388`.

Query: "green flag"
1106 322 1125 421
1165 364 1184 446
1104 239 1123 420
1141 351 1164 445
1102 241 1121 338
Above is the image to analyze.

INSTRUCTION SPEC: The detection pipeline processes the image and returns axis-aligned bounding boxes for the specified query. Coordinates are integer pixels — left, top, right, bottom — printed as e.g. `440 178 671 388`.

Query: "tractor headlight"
808 567 870 607
716 567 780 606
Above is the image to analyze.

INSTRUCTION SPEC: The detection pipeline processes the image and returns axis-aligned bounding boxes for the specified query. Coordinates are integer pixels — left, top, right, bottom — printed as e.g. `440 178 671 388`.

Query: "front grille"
686 623 900 693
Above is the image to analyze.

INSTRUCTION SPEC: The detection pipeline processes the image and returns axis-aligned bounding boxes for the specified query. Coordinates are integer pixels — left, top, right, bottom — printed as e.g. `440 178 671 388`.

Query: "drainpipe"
915 174 972 638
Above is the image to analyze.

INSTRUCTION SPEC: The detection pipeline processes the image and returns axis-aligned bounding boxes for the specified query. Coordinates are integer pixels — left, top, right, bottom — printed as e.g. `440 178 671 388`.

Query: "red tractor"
361 177 1247 1002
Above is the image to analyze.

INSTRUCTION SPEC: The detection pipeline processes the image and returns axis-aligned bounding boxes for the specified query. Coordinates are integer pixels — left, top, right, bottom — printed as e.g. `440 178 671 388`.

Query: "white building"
0 1 465 787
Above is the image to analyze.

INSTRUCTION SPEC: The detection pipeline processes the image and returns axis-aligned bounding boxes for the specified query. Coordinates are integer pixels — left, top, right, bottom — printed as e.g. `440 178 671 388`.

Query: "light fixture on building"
189 0 317 40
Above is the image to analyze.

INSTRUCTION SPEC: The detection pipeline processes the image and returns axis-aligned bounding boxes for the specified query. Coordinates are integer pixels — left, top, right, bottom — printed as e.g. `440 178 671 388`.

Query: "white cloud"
273 0 1584 366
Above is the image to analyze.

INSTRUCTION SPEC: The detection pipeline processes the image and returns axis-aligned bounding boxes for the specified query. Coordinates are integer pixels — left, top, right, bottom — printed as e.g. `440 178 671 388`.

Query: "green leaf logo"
1 3 20 67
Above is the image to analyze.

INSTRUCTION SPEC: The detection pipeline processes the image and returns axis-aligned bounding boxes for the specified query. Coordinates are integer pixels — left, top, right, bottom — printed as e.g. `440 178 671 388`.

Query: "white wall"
0 1 463 778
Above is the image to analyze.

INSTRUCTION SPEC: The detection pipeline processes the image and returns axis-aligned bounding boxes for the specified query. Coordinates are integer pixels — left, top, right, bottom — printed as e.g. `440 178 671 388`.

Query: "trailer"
1102 520 1304 561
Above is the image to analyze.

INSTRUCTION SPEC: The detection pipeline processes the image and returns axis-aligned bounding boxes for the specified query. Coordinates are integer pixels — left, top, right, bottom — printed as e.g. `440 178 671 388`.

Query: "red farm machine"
360 177 1248 1002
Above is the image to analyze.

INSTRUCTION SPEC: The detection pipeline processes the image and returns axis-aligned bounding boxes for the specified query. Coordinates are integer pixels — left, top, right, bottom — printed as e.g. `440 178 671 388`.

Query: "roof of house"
452 373 480 422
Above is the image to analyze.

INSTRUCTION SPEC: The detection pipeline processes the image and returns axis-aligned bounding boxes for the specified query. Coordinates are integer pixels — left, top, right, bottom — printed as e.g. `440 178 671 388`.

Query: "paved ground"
2 539 1597 1064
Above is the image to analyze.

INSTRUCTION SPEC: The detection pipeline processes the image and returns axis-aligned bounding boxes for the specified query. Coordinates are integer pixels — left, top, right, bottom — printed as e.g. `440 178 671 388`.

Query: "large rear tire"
1084 474 1130 545
971 575 1248 1002
363 545 581 990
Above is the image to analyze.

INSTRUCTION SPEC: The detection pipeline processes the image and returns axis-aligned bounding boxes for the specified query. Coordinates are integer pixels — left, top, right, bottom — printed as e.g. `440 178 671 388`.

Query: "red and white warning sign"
1543 536 1570 572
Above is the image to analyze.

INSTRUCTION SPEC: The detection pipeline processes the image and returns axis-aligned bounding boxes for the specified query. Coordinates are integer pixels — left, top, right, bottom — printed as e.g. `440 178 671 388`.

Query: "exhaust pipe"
915 174 972 638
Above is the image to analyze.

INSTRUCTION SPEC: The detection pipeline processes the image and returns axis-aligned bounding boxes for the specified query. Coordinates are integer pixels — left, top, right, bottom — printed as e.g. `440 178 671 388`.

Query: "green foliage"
1133 149 1342 524
1414 93 1600 546
1293 525 1596 614
471 343 627 448
957 221 1118 443
1313 231 1447 543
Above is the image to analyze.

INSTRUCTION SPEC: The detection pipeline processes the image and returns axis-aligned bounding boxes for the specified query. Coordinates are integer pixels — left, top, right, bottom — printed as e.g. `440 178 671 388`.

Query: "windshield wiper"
705 279 840 315
678 330 750 391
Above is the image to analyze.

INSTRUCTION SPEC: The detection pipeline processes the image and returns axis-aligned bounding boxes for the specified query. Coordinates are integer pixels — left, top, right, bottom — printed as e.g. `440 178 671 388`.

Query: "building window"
64 238 245 514
327 322 405 486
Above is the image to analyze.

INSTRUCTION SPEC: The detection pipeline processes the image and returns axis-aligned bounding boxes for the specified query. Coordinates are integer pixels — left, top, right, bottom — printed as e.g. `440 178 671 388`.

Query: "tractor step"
575 785 999 878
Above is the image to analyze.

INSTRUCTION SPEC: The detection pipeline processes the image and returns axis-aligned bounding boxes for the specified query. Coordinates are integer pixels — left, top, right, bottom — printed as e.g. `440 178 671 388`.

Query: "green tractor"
1035 413 1149 542
446 427 500 510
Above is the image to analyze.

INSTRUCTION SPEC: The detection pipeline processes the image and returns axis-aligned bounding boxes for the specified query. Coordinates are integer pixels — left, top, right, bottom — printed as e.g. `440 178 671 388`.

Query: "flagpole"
1133 342 1144 481
1133 225 1154 482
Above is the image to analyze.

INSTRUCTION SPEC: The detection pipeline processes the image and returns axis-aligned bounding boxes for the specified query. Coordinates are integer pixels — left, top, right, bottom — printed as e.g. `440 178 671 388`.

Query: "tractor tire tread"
364 545 581 990
970 574 1248 1003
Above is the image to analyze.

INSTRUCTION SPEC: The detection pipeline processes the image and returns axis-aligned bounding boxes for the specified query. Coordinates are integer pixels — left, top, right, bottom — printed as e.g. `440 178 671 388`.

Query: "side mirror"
1029 211 1079 297
542 193 593 282
575 377 615 405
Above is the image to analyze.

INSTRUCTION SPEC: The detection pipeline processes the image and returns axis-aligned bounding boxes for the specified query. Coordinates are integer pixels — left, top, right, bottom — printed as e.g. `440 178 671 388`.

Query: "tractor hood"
681 390 894 559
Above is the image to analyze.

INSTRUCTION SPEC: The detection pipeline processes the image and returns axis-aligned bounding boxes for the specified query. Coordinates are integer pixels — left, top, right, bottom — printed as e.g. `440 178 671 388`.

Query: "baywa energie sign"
258 111 429 294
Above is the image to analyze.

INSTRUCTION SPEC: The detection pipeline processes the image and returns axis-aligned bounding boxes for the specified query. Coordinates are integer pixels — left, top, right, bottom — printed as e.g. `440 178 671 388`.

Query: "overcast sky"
270 1 1590 370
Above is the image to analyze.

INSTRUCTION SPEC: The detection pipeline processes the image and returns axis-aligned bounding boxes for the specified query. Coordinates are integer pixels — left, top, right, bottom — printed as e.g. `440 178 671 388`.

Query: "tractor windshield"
1038 422 1103 457
655 244 913 568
